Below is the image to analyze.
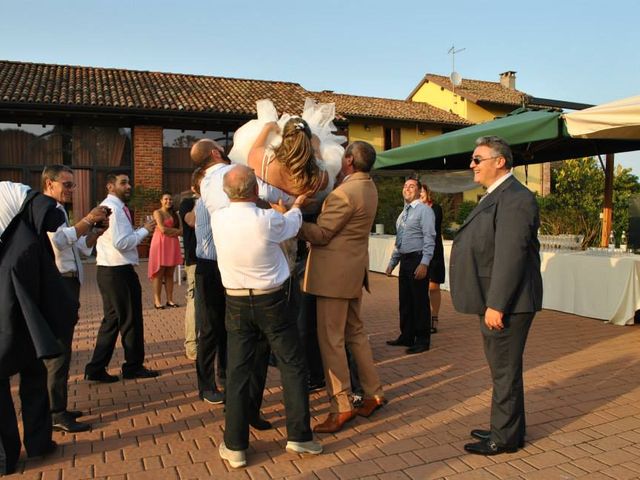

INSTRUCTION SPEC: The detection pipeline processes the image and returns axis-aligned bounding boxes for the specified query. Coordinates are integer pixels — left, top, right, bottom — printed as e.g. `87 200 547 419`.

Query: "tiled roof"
310 91 471 126
410 73 528 107
0 60 470 126
0 60 309 117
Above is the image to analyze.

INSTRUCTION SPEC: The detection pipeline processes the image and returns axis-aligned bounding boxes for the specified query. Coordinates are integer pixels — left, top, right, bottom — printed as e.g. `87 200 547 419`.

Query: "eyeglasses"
471 155 501 165
58 181 76 189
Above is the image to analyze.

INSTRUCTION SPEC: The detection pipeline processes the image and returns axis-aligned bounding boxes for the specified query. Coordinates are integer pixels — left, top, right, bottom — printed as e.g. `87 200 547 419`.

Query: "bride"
229 98 345 202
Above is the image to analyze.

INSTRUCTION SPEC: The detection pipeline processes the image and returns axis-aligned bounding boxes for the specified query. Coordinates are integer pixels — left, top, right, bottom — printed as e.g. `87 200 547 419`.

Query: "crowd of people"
0 125 541 473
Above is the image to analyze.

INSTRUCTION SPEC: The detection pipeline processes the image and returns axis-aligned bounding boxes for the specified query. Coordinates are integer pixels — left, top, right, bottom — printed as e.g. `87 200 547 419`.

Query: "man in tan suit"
300 141 386 434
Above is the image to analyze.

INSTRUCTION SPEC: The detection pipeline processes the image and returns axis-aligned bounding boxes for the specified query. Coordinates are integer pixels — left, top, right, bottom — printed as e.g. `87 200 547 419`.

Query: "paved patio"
7 263 640 479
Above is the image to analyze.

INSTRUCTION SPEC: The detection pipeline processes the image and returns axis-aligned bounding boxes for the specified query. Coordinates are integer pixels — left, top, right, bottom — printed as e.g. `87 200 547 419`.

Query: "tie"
60 205 84 284
123 205 133 225
395 204 411 249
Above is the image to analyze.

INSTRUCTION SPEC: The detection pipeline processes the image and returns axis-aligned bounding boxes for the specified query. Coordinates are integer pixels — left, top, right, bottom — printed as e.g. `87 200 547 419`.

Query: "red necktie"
123 205 133 225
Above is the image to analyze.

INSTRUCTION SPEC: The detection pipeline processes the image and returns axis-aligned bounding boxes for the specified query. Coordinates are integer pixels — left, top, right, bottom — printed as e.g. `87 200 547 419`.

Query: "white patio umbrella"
564 95 640 139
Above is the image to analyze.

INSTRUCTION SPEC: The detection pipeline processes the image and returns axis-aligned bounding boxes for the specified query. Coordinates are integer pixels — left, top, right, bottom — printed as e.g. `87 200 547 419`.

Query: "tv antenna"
448 45 465 91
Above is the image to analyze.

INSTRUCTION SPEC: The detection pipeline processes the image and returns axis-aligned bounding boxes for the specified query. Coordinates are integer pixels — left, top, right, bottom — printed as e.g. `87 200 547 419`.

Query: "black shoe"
27 440 58 458
471 429 525 447
406 344 430 354
249 415 272 430
122 367 160 379
154 304 165 310
67 410 84 419
52 412 91 433
308 379 326 393
431 316 438 334
84 370 119 383
464 439 518 456
200 389 225 405
166 302 180 308
386 337 414 347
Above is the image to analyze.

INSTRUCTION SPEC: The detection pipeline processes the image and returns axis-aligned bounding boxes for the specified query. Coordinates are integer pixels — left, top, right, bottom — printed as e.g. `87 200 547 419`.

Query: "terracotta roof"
408 73 528 107
310 91 471 126
0 60 309 117
0 60 471 127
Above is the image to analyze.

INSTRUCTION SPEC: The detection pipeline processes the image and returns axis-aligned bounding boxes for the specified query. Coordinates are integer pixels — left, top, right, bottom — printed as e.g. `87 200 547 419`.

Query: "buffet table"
368 234 452 290
368 234 639 325
541 251 640 325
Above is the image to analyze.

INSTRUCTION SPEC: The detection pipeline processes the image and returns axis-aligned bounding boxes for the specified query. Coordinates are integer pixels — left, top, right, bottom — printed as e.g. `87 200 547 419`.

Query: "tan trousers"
316 294 384 413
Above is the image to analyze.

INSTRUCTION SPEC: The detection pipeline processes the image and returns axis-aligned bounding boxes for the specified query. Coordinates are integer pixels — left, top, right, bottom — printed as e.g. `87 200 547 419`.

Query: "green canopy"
374 108 640 171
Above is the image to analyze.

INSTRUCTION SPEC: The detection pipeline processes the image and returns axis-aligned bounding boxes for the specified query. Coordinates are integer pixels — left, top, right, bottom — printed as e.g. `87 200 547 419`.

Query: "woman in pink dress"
148 192 183 309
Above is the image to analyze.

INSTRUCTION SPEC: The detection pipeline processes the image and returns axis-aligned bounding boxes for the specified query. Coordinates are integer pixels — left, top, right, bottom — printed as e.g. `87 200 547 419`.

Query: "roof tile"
421 74 528 106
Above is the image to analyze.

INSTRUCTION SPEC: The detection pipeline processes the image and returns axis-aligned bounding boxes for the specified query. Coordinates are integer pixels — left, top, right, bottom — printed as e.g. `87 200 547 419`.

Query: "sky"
1 0 639 169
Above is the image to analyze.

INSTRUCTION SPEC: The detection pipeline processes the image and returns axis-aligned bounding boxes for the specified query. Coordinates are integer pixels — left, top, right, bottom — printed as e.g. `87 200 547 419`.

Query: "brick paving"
7 264 640 479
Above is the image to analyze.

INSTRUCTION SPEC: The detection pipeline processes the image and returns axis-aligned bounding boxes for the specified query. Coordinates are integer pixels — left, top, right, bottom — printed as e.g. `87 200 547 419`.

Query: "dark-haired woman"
148 192 183 309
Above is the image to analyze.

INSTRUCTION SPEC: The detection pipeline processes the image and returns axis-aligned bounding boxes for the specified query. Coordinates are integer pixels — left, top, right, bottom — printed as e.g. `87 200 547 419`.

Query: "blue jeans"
223 288 311 451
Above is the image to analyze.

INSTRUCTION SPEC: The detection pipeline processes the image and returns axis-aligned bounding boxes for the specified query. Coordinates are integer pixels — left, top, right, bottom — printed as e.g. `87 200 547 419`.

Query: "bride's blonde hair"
275 117 321 192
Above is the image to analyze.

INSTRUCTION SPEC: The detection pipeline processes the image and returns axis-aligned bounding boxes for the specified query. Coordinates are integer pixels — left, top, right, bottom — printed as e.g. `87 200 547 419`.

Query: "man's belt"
60 271 79 278
225 286 283 297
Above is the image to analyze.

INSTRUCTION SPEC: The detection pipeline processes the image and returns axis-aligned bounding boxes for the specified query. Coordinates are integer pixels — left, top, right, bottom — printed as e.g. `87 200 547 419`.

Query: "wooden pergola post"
600 153 615 246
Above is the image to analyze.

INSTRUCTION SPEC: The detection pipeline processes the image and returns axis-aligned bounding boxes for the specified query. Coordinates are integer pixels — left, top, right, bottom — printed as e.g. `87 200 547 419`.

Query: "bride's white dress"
228 98 346 200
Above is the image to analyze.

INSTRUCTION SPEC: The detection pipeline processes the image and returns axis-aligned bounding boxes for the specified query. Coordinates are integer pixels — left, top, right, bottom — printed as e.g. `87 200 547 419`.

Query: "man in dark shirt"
178 169 201 360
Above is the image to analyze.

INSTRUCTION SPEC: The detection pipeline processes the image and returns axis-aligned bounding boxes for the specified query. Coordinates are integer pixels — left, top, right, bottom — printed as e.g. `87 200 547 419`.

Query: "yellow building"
407 71 550 200
310 90 471 152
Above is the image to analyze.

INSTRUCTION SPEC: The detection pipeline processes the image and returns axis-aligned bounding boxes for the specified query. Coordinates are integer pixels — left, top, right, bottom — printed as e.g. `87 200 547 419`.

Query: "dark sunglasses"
471 155 501 165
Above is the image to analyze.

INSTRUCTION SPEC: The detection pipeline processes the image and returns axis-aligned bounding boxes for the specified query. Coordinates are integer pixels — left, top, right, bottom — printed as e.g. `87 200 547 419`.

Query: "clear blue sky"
2 0 639 169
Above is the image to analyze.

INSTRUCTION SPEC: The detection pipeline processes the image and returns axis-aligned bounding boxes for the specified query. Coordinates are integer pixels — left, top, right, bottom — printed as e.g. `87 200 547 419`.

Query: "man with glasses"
41 165 111 433
385 177 436 354
450 136 542 455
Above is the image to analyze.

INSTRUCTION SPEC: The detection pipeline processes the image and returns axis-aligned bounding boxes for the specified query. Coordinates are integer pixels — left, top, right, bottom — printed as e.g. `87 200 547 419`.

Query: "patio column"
600 153 614 247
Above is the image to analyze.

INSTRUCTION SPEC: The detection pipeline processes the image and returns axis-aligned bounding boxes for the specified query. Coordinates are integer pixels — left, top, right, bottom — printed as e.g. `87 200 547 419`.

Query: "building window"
163 129 234 195
0 123 131 221
384 127 401 150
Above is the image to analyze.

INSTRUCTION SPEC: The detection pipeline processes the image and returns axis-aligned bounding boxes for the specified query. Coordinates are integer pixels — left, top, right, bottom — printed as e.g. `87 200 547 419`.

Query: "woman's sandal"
154 304 165 310
166 302 180 308
431 316 438 334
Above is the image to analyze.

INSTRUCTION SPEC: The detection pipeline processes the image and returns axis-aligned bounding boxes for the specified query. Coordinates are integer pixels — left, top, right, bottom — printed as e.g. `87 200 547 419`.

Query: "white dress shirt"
211 202 302 289
200 163 293 216
96 194 149 266
486 171 513 195
47 203 93 283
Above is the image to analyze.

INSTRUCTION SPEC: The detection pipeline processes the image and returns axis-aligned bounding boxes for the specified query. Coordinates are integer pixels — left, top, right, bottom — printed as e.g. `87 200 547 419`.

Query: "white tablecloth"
541 251 640 325
368 235 640 325
368 234 452 290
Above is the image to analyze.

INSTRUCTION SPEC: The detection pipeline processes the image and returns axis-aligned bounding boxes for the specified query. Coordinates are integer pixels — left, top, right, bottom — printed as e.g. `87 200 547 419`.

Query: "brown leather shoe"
357 396 388 417
313 411 356 433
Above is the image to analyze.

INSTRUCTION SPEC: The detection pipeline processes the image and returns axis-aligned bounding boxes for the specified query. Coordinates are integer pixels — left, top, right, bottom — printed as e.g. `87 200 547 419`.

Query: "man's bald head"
223 165 258 201
191 139 226 167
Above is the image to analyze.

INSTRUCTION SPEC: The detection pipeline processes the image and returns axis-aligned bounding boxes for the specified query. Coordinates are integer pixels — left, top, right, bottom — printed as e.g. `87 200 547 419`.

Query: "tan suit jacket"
300 172 378 299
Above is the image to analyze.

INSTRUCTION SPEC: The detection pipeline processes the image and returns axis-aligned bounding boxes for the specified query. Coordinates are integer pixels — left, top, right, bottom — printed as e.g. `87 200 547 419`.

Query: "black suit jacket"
0 190 77 378
450 175 543 315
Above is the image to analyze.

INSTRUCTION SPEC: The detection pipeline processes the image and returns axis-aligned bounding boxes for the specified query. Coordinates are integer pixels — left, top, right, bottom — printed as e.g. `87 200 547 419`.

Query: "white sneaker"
219 442 247 468
286 439 323 455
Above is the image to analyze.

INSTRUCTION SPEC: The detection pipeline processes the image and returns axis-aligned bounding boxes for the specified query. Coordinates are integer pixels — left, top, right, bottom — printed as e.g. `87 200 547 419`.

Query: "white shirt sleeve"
110 206 148 251
267 207 302 242
76 235 94 257
257 178 294 206
49 224 78 251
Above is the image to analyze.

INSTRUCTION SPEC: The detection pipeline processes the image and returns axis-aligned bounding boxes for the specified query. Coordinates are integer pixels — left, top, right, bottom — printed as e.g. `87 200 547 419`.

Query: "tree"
538 158 640 247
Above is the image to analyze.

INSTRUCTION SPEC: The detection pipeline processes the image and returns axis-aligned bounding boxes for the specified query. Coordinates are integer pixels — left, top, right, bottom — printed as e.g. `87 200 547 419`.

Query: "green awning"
373 108 640 171
374 110 563 170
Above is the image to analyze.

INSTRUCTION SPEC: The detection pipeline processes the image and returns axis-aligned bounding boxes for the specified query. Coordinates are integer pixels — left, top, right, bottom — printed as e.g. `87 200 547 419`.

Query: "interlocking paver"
6 266 640 479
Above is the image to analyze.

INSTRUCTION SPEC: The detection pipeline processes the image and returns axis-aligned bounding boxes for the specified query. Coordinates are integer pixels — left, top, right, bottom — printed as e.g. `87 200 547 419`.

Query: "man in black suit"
450 136 542 456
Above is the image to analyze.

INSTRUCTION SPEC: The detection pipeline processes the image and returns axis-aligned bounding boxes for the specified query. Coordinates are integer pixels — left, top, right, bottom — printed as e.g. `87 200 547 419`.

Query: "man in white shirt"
211 165 321 468
190 139 290 426
42 165 111 433
84 172 157 383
